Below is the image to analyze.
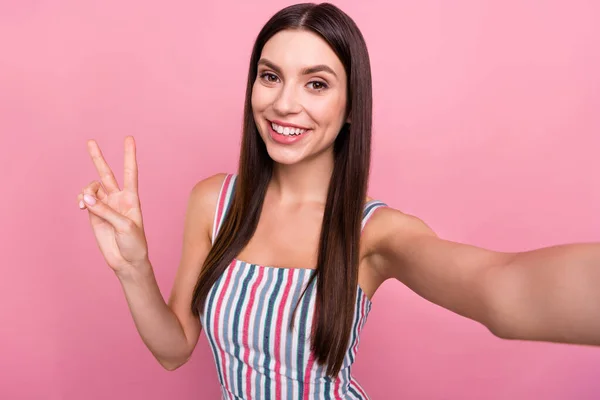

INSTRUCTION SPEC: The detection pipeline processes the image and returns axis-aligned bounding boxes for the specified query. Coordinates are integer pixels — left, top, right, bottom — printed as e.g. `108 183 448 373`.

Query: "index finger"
123 136 138 192
87 139 120 193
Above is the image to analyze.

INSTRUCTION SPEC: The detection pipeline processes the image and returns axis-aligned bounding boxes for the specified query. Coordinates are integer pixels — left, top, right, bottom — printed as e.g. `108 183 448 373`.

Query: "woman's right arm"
116 173 226 371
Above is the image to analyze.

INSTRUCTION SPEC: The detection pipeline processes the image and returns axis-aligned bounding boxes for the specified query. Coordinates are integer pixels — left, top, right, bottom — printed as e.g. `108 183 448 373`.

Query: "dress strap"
361 200 388 233
211 173 238 245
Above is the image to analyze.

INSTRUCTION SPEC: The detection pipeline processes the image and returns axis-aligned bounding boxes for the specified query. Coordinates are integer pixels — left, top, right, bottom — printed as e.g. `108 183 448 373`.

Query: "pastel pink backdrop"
1 0 599 399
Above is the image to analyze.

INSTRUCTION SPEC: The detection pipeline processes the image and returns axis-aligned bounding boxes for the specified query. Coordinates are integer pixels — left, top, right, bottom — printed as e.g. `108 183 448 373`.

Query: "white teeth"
271 122 306 136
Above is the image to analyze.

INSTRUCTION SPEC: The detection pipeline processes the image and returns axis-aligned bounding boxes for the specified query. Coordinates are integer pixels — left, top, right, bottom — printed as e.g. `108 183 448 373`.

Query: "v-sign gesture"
78 136 149 275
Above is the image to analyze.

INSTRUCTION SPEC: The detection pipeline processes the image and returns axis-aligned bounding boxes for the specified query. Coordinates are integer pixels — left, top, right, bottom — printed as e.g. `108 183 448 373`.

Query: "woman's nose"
272 84 302 115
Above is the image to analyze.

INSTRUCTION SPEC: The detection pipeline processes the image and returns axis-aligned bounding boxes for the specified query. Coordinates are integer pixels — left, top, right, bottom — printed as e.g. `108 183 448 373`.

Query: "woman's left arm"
367 207 600 346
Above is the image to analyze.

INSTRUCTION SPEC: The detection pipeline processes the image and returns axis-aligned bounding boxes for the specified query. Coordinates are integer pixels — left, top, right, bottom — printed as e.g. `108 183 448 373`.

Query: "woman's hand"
78 136 149 275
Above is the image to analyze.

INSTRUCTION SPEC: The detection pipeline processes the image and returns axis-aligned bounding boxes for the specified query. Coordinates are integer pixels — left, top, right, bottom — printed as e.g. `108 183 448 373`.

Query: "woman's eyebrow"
301 65 337 78
258 58 283 75
258 58 337 78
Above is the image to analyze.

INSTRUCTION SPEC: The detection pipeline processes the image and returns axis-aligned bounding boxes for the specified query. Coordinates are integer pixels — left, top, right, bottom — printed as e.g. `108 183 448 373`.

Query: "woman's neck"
269 152 334 206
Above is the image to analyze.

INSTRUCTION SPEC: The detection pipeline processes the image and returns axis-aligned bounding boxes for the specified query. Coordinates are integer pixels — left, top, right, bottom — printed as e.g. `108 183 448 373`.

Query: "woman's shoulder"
361 200 434 254
363 196 388 212
363 200 423 231
186 173 231 237
361 195 424 238
190 173 230 203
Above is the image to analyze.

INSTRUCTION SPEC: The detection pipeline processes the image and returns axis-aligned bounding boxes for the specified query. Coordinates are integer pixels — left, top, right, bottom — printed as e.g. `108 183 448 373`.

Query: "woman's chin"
258 134 302 163
263 138 336 167
264 144 307 166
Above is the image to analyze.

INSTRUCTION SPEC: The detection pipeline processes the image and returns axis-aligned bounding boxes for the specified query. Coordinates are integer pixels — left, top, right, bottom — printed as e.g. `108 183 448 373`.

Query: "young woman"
77 3 600 399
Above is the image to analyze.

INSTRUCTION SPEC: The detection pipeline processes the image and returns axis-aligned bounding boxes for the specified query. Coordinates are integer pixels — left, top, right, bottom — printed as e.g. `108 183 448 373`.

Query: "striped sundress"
199 174 387 399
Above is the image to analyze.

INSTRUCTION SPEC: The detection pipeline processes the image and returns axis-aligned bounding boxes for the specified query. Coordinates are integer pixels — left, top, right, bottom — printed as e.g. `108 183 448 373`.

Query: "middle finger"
87 140 120 194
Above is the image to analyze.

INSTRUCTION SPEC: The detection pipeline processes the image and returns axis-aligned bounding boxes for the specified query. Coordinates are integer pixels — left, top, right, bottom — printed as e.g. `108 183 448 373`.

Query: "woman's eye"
260 72 279 83
309 81 328 91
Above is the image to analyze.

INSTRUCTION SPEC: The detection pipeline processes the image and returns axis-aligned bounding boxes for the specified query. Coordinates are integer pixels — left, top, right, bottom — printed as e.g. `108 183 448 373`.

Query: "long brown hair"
191 2 372 378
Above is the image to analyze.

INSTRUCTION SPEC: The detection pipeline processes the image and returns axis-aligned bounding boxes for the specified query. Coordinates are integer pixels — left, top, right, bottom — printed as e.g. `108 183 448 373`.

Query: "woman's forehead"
260 30 344 76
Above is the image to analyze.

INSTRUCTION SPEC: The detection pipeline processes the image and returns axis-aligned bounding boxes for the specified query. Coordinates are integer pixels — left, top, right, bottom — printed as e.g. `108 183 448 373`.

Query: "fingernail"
83 194 96 206
79 200 85 209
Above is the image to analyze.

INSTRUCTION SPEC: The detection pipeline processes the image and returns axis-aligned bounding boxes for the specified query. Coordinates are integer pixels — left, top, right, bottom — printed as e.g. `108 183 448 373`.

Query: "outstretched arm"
366 207 600 346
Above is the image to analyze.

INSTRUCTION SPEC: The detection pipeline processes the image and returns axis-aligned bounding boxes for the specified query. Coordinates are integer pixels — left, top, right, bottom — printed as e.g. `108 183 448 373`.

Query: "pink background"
1 0 599 398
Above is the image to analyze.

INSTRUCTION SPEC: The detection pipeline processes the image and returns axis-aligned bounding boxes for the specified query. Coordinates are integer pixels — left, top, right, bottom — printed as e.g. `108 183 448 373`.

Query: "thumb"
83 194 133 232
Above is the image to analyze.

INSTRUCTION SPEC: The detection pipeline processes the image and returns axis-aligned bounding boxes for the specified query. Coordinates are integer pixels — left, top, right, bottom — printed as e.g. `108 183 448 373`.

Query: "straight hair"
192 2 372 378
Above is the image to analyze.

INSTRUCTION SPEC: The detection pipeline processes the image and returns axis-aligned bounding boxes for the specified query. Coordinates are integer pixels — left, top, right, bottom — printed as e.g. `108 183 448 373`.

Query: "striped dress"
199 174 387 399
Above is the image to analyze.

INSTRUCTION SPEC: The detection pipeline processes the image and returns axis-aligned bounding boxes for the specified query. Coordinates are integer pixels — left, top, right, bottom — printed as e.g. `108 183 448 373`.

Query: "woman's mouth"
270 121 307 136
267 120 311 144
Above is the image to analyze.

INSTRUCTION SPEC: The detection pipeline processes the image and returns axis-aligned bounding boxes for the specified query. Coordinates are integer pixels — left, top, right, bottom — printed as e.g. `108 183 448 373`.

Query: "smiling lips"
270 121 308 136
267 120 311 144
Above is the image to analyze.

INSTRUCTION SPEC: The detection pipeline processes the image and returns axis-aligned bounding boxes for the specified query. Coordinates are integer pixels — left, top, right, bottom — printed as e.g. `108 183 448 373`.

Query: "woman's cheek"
251 85 271 110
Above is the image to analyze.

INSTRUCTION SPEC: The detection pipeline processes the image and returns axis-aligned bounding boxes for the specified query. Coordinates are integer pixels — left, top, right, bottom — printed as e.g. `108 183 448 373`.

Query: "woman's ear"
346 112 351 124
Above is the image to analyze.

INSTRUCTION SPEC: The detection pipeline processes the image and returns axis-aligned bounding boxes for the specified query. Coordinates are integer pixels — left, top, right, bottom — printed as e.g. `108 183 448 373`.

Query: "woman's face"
251 29 348 165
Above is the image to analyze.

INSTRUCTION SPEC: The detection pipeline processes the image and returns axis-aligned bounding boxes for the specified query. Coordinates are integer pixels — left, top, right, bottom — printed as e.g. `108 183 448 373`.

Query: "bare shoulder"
186 173 230 241
367 206 435 238
190 172 229 203
361 205 438 278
